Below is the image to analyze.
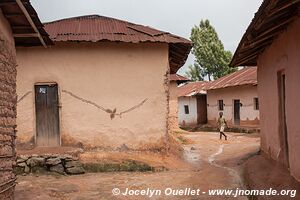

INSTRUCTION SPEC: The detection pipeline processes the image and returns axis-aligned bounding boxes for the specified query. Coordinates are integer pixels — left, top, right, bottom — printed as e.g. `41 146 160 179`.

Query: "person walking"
218 112 228 140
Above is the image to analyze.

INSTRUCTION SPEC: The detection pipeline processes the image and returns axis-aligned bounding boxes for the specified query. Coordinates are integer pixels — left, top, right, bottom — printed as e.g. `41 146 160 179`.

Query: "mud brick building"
177 81 209 127
0 0 50 198
169 74 189 129
177 67 259 128
231 0 300 181
206 67 259 128
16 15 192 151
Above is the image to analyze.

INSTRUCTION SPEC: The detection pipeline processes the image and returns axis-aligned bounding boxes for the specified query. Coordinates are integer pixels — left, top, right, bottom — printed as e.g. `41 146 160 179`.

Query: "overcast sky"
31 0 262 75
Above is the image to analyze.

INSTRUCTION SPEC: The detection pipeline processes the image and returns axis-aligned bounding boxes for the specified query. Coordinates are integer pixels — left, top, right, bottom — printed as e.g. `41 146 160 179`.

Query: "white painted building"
177 82 209 127
206 67 259 127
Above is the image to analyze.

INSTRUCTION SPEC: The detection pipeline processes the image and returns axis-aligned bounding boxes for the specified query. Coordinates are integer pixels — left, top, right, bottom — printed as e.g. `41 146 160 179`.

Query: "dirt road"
15 131 260 200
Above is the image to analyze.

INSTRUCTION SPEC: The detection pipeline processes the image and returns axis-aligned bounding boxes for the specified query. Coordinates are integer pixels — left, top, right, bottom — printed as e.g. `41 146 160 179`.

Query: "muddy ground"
15 131 260 200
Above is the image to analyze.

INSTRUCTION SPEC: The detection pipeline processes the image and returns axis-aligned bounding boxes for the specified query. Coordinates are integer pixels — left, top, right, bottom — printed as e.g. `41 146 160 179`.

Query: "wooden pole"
15 0 47 47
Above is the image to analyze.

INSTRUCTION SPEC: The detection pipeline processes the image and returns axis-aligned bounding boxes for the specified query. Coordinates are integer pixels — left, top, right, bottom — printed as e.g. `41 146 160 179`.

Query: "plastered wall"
169 81 179 128
178 96 198 127
207 85 259 127
16 42 169 151
257 17 300 181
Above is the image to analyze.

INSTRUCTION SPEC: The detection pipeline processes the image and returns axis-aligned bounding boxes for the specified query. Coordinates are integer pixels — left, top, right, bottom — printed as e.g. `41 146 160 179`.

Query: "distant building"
206 67 259 127
177 82 209 127
16 15 192 150
169 74 189 128
231 0 300 181
0 1 50 198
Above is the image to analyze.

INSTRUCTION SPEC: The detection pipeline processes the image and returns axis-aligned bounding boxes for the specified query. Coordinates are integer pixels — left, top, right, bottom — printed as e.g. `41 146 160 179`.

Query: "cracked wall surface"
168 81 179 129
0 10 17 200
16 42 170 151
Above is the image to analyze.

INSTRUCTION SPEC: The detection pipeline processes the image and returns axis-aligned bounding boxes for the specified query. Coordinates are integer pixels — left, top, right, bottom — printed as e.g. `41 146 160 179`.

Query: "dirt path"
15 131 260 200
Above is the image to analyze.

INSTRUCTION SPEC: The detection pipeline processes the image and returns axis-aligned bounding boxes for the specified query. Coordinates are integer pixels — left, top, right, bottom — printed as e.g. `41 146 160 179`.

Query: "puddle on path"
183 145 201 168
208 144 244 188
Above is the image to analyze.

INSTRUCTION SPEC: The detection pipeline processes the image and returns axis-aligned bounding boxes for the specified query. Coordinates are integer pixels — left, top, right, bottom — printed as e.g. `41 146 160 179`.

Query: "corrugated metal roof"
177 81 210 97
170 74 189 82
44 15 191 44
207 67 257 90
178 67 257 97
44 15 192 73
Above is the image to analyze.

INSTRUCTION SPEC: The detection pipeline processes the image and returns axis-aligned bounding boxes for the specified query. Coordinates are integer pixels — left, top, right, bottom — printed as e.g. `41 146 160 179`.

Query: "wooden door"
197 95 207 124
35 84 60 146
278 71 289 168
233 99 240 125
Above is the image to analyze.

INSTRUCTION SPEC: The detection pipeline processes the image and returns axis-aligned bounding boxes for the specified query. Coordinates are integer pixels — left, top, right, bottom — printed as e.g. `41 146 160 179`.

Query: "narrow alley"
15 131 260 200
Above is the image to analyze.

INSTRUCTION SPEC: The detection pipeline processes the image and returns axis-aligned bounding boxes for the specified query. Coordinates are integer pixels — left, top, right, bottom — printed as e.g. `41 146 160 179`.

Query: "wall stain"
62 89 148 119
17 91 32 103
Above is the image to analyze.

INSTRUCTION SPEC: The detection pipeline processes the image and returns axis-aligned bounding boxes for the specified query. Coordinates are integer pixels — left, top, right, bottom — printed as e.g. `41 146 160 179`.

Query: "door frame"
277 70 289 168
196 95 207 124
233 99 241 125
34 82 61 146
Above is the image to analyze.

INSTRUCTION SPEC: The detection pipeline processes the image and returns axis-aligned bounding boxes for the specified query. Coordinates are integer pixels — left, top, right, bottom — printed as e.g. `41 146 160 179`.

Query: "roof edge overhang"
43 14 192 73
230 0 300 67
169 42 192 74
207 83 258 91
0 0 52 47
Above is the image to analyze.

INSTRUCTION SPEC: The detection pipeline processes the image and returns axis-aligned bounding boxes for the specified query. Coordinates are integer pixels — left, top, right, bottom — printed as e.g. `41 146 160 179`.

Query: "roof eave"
0 0 53 47
169 42 193 73
230 0 300 67
207 83 258 91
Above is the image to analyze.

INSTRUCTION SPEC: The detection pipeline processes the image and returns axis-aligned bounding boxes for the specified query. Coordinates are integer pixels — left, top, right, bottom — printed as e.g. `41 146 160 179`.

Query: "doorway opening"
35 84 60 146
196 95 207 124
233 99 240 125
278 71 289 168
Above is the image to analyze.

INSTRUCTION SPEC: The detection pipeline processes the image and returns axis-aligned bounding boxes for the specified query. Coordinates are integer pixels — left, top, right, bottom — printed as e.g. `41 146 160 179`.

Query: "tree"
187 19 236 81
185 64 203 81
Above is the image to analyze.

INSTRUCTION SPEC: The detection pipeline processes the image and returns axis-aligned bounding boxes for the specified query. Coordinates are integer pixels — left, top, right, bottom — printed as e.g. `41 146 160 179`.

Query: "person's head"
219 112 223 117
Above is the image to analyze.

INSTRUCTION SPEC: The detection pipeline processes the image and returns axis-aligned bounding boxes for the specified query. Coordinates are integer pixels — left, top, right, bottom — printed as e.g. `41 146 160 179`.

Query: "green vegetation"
83 160 167 172
187 19 237 81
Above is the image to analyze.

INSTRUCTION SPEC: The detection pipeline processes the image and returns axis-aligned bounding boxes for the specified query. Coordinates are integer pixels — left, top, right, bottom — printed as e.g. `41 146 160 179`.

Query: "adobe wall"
207 85 259 127
0 10 17 200
16 42 169 151
169 81 179 129
257 17 300 181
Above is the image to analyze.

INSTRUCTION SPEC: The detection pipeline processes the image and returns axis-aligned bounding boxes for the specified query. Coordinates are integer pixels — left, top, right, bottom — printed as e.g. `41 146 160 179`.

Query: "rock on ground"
50 164 65 175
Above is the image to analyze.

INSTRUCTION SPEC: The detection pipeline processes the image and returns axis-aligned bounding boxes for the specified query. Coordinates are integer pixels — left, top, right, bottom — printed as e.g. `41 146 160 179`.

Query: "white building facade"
206 67 259 127
177 82 208 127
207 85 259 127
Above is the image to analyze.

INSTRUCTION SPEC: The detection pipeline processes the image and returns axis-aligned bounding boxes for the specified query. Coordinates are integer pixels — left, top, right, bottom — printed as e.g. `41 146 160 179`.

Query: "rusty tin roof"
170 74 189 82
178 81 210 97
44 15 192 73
207 67 257 90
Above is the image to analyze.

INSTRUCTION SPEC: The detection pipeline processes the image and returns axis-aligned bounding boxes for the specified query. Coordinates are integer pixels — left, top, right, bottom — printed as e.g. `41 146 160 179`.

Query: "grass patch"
83 160 167 173
172 129 189 135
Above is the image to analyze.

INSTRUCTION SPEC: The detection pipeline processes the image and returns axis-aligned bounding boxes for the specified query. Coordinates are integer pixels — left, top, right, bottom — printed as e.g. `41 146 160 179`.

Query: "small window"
184 105 189 114
218 100 224 111
254 98 259 110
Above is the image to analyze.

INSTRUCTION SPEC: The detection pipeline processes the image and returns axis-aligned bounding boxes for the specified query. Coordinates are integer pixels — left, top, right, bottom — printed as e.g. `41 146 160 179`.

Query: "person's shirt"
218 116 226 127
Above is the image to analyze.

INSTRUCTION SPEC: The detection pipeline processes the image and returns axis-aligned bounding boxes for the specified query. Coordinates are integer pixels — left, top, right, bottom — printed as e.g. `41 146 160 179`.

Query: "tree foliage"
185 64 203 81
187 19 237 81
